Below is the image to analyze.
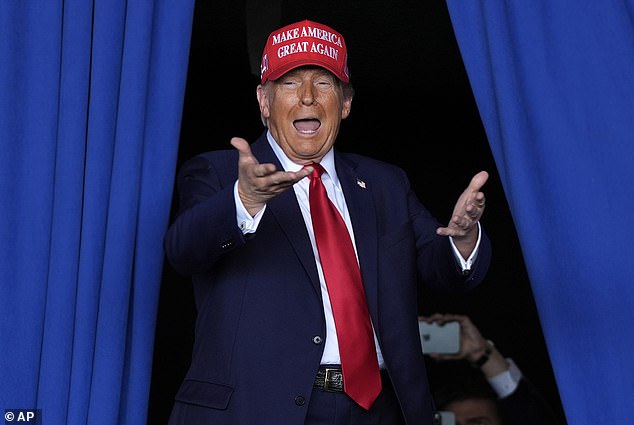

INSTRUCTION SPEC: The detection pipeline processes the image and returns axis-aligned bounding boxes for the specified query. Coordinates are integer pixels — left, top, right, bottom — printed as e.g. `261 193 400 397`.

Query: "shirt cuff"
234 181 265 234
449 222 482 271
487 358 522 398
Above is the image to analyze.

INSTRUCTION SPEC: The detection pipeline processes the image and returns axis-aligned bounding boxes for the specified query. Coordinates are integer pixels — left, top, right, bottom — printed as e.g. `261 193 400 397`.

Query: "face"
445 399 503 425
256 67 353 165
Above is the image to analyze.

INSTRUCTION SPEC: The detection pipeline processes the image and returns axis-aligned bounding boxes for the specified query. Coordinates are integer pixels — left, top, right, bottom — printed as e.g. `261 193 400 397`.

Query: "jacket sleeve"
164 153 245 276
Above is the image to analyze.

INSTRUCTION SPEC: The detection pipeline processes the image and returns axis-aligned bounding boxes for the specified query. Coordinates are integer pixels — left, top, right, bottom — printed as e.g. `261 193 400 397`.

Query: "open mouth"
293 118 321 134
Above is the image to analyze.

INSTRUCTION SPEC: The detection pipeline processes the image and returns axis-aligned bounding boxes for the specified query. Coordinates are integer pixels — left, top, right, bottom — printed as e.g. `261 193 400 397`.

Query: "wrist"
469 339 494 368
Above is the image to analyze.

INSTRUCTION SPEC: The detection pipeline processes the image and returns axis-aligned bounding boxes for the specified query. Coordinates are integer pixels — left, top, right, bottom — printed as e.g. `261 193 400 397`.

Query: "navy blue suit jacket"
164 132 492 425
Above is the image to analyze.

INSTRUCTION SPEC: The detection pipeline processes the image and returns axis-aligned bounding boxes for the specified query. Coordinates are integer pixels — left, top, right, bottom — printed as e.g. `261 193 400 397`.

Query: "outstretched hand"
436 171 488 256
231 137 313 216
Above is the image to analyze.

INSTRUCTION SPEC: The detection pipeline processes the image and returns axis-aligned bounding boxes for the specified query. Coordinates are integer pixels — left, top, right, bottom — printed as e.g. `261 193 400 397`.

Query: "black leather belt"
314 366 388 393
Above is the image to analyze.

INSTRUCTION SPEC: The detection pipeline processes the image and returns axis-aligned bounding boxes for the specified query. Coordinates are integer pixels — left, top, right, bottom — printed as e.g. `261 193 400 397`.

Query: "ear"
341 96 353 120
256 85 270 119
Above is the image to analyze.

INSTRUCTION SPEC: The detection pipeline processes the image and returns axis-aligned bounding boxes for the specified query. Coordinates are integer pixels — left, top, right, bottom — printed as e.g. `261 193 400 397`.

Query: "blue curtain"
445 1 634 424
0 1 194 424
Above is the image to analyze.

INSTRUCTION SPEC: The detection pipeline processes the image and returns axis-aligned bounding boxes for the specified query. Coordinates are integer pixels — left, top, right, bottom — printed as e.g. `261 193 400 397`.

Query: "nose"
299 83 317 105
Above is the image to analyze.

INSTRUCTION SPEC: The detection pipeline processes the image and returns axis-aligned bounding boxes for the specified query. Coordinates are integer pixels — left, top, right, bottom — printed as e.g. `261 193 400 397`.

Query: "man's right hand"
231 137 313 216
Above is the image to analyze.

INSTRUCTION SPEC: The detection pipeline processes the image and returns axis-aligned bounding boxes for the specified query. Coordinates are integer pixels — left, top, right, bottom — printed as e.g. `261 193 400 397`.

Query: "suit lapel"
251 136 322 296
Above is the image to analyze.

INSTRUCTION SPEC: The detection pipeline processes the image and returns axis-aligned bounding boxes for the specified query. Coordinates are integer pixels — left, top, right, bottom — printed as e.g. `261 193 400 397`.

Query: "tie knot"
305 163 325 180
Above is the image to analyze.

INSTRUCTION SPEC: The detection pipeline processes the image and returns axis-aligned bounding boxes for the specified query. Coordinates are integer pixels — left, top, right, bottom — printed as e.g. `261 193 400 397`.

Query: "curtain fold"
445 1 634 424
0 0 195 424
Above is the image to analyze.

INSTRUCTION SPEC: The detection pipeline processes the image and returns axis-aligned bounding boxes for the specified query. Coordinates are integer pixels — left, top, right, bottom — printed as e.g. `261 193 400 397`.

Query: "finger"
427 313 446 322
436 226 453 237
436 225 468 238
451 214 472 229
231 138 279 179
440 313 465 323
230 137 252 157
466 204 482 219
254 163 278 178
231 137 260 170
467 170 489 192
430 353 461 362
263 169 312 189
297 165 313 180
472 193 486 209
271 166 313 185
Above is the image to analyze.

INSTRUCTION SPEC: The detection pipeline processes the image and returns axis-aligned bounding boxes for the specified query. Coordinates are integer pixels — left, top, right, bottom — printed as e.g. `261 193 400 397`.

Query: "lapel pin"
356 178 366 189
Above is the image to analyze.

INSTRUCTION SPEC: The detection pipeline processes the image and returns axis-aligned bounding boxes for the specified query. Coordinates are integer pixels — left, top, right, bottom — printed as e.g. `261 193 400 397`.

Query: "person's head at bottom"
433 366 505 425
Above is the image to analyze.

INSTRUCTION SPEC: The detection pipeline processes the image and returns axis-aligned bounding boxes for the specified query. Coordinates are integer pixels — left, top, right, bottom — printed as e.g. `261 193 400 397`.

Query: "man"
165 19 491 425
422 314 563 425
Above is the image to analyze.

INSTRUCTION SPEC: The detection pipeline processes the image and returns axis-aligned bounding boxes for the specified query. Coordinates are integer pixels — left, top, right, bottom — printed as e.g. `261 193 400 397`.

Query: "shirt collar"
266 130 338 182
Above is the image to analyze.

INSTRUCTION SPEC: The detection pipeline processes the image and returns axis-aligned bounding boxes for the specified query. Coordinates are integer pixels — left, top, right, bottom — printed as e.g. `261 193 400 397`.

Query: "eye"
279 78 300 88
314 78 334 89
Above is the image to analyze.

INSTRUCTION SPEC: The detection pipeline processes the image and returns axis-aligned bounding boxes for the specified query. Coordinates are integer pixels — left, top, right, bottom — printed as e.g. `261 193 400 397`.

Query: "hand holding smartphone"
419 321 460 354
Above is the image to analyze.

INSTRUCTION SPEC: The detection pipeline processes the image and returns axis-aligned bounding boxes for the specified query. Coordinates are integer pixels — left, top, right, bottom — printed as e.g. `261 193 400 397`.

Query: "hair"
430 361 506 423
433 370 500 408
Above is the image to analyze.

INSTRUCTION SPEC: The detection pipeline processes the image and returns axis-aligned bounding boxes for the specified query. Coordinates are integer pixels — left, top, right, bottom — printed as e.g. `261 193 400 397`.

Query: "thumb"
230 137 251 155
230 137 259 165
468 170 489 191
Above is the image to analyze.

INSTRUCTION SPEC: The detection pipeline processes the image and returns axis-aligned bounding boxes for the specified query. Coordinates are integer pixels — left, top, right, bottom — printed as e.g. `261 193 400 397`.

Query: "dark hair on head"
430 361 499 409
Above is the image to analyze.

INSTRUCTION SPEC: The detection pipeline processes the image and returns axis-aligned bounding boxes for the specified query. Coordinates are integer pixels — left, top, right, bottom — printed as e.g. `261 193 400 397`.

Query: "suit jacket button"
294 395 306 406
312 335 323 344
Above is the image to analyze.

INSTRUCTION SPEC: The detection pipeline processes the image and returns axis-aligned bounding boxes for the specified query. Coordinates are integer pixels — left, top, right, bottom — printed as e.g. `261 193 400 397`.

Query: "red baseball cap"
260 19 350 85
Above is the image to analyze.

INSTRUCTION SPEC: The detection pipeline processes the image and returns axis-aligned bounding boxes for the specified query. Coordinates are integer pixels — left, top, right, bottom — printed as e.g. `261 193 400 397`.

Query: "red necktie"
306 163 382 410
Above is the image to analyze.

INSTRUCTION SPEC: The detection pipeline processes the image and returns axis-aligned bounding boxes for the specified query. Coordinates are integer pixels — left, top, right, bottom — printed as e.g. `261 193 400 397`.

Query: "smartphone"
437 411 456 425
418 321 460 354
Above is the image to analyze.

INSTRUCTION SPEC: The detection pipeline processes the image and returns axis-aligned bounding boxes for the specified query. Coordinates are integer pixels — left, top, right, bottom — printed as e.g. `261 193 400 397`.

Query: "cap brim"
263 59 348 84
